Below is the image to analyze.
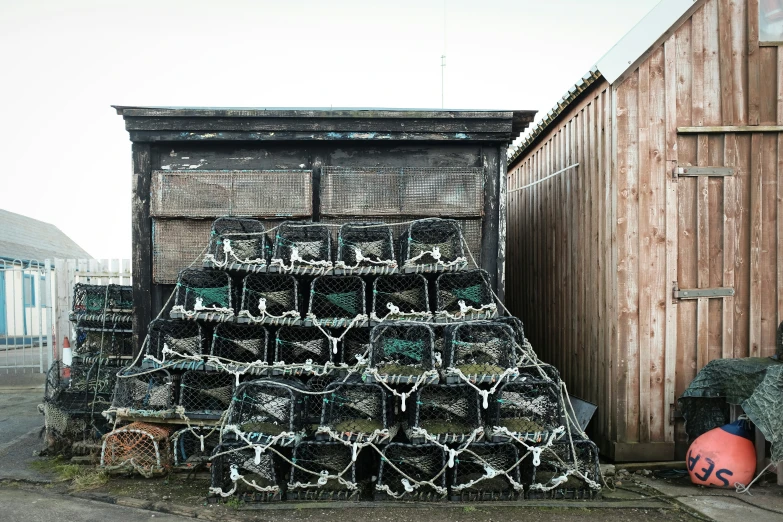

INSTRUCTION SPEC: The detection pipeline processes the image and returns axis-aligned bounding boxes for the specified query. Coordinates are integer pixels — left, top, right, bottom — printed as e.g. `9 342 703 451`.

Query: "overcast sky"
0 0 659 259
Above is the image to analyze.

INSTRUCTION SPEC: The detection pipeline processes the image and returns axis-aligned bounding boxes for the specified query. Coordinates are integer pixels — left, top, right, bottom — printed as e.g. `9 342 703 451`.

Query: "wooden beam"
678 125 783 133
131 143 152 358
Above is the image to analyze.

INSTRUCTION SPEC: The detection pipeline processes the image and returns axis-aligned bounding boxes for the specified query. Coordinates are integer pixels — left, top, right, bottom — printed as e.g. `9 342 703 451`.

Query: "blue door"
0 271 6 335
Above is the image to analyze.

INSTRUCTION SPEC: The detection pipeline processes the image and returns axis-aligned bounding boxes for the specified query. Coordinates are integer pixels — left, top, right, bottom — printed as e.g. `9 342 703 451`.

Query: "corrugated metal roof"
0 209 92 262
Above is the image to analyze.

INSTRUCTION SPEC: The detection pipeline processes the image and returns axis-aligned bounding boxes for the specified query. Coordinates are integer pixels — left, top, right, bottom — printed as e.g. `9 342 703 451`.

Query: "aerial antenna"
441 0 446 109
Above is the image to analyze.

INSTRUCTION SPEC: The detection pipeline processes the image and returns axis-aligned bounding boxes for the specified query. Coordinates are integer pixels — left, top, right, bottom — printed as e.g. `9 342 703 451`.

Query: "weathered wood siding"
508 0 782 460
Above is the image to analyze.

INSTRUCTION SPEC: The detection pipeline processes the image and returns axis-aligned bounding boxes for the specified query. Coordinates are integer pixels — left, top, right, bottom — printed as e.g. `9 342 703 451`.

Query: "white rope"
735 462 778 495
334 246 397 270
204 238 266 268
269 246 333 273
435 300 497 321
403 246 467 270
362 367 438 409
370 302 433 323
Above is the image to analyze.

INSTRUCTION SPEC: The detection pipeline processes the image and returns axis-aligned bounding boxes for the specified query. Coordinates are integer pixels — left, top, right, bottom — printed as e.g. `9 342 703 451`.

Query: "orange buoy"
686 420 756 488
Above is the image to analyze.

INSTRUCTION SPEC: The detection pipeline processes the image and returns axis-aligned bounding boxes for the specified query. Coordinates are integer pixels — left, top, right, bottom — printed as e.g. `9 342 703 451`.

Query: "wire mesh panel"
319 379 396 443
487 377 563 442
406 384 483 444
204 217 268 271
101 422 173 476
171 269 234 321
112 368 175 414
528 439 602 500
371 274 431 324
270 222 332 274
339 328 371 374
211 323 268 365
225 379 306 446
274 327 332 376
307 276 367 327
367 323 437 384
171 427 221 466
287 441 360 500
152 218 213 284
146 319 204 363
209 442 281 502
375 443 447 501
179 371 234 419
443 322 516 384
238 274 300 325
335 222 397 275
451 443 522 501
401 218 467 273
435 270 497 322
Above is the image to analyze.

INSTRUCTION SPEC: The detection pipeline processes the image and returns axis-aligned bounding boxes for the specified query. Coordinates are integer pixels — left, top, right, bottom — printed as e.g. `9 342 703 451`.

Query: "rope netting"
451 442 523 500
376 443 448 500
287 441 360 499
210 442 281 501
171 426 221 466
444 322 517 384
211 323 268 363
406 383 483 444
308 275 367 326
367 323 436 386
320 379 396 443
146 319 204 362
225 379 307 442
179 371 235 418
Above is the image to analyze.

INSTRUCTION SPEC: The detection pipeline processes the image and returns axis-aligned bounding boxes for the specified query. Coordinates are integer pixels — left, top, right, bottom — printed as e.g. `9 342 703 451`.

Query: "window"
23 274 35 307
760 0 783 44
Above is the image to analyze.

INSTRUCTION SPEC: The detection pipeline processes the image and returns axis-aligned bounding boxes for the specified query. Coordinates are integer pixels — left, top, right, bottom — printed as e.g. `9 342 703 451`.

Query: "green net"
187 287 230 308
742 365 783 460
323 292 358 316
452 285 482 304
85 295 105 312
383 338 423 361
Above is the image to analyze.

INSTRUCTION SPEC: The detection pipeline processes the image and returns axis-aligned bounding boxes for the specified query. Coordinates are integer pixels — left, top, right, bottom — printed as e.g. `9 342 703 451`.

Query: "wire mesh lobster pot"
145 319 204 367
60 361 117 414
339 327 371 374
527 439 602 500
179 371 234 419
238 274 300 325
101 422 173 476
400 218 467 273
304 374 336 434
335 222 396 275
405 383 483 444
367 323 437 384
209 442 281 502
274 326 332 376
72 283 133 314
287 441 361 500
435 270 497 322
450 442 522 501
205 217 268 272
74 329 133 357
494 316 533 365
371 274 430 324
443 322 516 384
211 323 268 366
487 374 564 442
318 379 396 443
225 379 306 446
112 368 175 414
375 443 447 501
307 276 367 327
171 426 221 466
270 221 332 274
171 268 234 321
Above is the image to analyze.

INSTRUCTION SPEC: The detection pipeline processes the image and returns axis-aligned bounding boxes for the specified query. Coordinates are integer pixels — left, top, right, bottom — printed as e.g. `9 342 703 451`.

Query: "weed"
463 506 476 513
71 471 108 492
226 496 243 510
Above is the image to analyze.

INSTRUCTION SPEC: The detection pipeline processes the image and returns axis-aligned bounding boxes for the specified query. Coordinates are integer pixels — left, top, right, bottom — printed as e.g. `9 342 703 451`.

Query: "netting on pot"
74 329 133 357
487 376 563 442
62 361 117 414
172 426 221 466
443 322 517 384
307 276 367 327
405 384 483 444
112 368 175 414
146 319 204 364
211 323 268 364
270 221 332 274
335 222 396 274
319 379 396 443
339 327 371 372
204 217 268 271
367 323 437 384
287 441 360 500
494 316 536 366
435 270 497 322
400 218 467 273
274 326 332 376
304 374 336 434
179 371 234 419
371 274 431 323
209 442 281 501
451 442 523 501
375 443 447 501
238 274 300 325
72 283 133 314
224 379 306 446
528 439 602 499
101 422 173 477
171 268 234 321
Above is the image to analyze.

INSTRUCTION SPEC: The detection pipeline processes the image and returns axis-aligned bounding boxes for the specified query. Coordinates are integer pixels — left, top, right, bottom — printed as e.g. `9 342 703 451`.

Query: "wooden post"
131 143 153 357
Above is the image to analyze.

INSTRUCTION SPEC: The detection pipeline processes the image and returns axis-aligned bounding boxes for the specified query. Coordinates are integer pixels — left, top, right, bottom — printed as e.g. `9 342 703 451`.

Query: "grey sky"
0 0 659 259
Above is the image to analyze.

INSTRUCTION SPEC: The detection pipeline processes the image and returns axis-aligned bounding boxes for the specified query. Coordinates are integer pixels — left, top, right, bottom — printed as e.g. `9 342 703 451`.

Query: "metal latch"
673 283 735 299
674 166 735 177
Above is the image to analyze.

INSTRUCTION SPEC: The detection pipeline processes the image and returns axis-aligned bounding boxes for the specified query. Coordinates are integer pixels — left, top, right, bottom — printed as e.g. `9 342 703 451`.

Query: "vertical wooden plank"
693 5 705 128
584 104 593 399
718 0 735 124
132 143 153 357
604 86 616 443
596 90 606 436
778 134 783 348
610 85 621 444
590 97 600 408
577 108 586 409
731 0 748 125
760 47 778 125
748 0 760 126
761 134 777 355
735 133 752 359
750 133 763 357
724 133 737 359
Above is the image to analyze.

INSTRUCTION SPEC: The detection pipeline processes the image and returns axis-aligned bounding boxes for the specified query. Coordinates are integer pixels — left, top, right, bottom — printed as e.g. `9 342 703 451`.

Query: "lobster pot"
400 218 466 272
320 380 395 441
287 441 359 500
369 323 436 383
443 322 516 383
207 217 268 270
435 270 496 321
308 276 366 326
112 368 175 413
406 384 483 444
495 316 531 365
375 443 447 501
431 324 445 369
42 401 91 444
340 327 371 369
101 422 173 475
75 329 133 357
72 283 133 314
171 427 221 466
239 274 300 324
371 274 430 323
211 323 268 364
451 443 522 501
171 269 234 320
146 320 203 361
336 222 395 274
528 439 602 500
44 360 61 402
226 379 306 443
274 326 331 372
210 443 281 502
304 374 335 432
271 221 331 272
62 361 117 413
179 371 234 419
488 375 563 441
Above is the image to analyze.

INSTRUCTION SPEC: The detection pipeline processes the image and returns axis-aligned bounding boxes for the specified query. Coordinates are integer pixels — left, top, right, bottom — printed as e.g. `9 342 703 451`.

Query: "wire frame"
210 442 281 502
147 319 204 361
205 217 268 271
112 368 175 413
400 218 467 272
274 326 331 375
304 374 336 434
406 384 483 444
375 443 447 501
451 442 521 501
287 441 360 500
495 316 533 365
368 323 436 383
435 270 497 322
270 221 331 273
528 439 602 500
171 427 221 466
72 283 133 314
211 323 268 364
101 422 173 475
488 377 563 442
339 327 371 369
308 276 367 327
226 379 306 444
320 379 395 441
239 274 300 325
336 222 396 275
371 274 430 323
443 322 516 383
179 371 234 419
171 268 234 320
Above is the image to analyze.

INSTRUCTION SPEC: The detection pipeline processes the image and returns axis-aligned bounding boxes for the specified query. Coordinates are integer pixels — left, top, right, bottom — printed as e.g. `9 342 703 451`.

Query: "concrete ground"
0 382 53 482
